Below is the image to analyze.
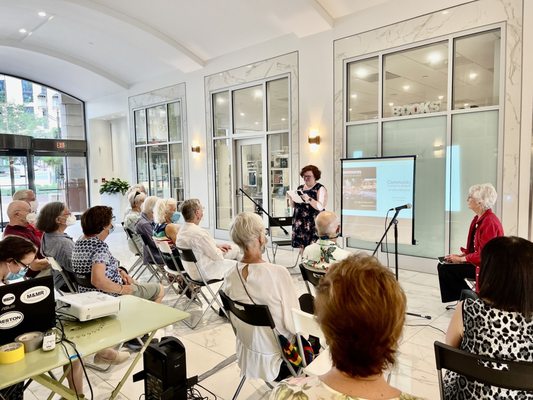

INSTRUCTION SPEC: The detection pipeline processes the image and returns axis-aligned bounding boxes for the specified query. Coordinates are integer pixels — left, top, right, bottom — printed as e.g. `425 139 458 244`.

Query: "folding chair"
152 239 196 305
434 341 533 399
46 256 77 294
267 216 300 266
299 263 324 295
175 247 228 329
219 290 298 400
136 232 170 285
123 225 148 279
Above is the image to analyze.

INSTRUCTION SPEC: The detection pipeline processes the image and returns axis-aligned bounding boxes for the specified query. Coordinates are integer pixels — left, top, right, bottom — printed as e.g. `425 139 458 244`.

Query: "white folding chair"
291 308 327 370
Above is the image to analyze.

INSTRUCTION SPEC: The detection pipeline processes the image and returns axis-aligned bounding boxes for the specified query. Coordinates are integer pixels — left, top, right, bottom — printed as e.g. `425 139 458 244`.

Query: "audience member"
444 236 533 398
36 201 77 291
135 195 163 265
302 211 351 271
12 188 39 213
71 206 164 363
438 183 503 303
153 197 181 243
271 254 422 400
0 236 84 397
4 200 49 278
124 190 146 254
176 199 239 281
222 212 300 382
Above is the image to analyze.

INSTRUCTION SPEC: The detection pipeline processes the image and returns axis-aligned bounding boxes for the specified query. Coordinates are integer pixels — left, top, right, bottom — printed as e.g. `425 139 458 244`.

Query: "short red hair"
300 165 321 180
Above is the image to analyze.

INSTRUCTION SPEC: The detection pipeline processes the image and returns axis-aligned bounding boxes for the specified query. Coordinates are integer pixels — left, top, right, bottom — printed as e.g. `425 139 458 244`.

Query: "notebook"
0 275 56 345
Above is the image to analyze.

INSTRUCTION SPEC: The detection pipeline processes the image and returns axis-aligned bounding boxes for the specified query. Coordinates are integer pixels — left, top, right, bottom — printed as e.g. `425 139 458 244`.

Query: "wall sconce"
191 145 201 153
308 136 321 145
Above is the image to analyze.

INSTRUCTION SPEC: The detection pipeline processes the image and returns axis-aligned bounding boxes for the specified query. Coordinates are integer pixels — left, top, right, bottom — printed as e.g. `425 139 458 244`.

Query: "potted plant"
99 178 130 223
99 178 130 195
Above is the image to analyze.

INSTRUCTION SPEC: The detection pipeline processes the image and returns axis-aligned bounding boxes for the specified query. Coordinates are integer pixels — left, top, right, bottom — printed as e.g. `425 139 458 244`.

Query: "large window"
212 76 290 231
344 28 501 258
133 101 185 200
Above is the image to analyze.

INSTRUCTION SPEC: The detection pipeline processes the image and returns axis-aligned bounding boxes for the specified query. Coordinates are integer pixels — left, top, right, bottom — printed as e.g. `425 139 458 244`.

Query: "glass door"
0 154 29 229
235 138 267 216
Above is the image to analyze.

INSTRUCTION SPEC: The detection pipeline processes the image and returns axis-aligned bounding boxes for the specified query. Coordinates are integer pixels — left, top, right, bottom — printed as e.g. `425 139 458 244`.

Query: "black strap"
236 264 256 305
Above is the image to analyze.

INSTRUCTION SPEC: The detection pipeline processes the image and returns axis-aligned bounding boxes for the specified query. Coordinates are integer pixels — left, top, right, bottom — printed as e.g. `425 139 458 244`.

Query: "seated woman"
153 198 181 244
36 201 77 291
135 195 164 265
71 206 164 362
0 236 83 398
222 212 300 383
444 236 533 398
123 190 146 254
271 254 422 400
437 183 503 303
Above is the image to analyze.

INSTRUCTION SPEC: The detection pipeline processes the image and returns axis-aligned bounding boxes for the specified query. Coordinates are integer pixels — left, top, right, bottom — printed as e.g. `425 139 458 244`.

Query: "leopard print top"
444 298 533 399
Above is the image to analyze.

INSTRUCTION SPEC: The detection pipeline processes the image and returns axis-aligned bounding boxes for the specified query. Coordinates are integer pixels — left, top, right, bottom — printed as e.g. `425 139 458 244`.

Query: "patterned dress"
444 298 533 399
270 375 422 400
291 183 324 248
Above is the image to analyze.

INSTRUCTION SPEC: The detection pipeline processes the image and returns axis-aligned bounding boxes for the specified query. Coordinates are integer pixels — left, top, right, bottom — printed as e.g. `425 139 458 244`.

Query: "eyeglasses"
15 260 31 268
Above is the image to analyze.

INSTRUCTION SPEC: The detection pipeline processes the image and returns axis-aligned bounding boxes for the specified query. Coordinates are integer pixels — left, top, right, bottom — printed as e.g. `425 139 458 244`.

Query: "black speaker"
143 336 187 400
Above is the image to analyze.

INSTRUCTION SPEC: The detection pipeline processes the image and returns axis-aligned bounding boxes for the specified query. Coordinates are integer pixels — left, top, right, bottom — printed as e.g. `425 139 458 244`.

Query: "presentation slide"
341 156 416 246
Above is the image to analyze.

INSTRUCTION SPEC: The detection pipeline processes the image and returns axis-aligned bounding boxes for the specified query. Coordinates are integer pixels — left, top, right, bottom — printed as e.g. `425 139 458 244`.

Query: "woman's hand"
218 243 232 253
301 194 311 203
120 269 134 284
445 254 466 263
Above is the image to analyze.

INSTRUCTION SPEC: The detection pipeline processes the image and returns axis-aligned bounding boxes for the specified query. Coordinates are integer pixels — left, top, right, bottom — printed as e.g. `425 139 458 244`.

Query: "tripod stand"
373 209 431 320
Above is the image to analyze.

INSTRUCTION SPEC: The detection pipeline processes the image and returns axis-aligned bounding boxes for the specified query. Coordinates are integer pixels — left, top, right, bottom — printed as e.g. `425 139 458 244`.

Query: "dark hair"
314 254 406 377
479 236 533 316
300 165 321 180
81 206 113 235
36 201 65 233
0 236 37 262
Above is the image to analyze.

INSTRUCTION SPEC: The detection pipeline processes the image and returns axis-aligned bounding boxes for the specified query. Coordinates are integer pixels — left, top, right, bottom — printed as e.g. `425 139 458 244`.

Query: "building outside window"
344 28 501 258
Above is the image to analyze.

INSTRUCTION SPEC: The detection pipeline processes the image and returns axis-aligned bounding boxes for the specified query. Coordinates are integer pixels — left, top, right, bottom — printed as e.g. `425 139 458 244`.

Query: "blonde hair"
142 196 159 214
128 191 146 208
153 198 177 224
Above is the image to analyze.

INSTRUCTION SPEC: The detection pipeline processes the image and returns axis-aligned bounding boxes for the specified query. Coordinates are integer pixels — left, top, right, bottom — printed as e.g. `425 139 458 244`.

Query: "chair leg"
232 375 246 400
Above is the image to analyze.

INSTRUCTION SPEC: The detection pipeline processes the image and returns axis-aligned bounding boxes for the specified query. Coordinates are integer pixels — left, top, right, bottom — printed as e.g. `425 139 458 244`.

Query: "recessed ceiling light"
355 68 368 79
281 118 286 121
464 103 469 108
402 85 410 91
388 102 394 106
240 112 245 117
19 28 27 34
438 95 444 100
348 108 352 112
469 72 478 80
427 51 442 65
253 89 263 99
216 97 225 104
442 10 449 15
38 11 47 17
254 121 259 125
350 93 358 99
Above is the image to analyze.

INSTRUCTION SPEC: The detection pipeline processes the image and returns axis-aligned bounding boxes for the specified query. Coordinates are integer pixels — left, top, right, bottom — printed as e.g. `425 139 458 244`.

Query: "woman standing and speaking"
290 165 327 251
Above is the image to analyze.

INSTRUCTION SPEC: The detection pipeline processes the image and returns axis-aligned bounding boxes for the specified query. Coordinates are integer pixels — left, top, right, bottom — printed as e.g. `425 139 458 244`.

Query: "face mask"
108 224 115 234
26 212 38 225
65 215 77 226
171 211 181 223
6 265 28 281
29 200 39 213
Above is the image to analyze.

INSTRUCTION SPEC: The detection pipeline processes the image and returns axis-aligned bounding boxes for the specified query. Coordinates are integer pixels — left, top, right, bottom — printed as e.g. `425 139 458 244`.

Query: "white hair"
469 183 498 210
230 212 264 250
153 198 177 224
128 190 146 208
142 196 159 214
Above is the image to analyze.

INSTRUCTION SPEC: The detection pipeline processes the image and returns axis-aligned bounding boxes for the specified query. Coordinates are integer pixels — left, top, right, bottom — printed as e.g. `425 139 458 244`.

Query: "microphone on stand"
389 203 412 211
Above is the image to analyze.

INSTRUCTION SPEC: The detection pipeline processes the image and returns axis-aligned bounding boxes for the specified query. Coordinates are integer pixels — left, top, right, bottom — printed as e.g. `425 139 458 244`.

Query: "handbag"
235 264 315 368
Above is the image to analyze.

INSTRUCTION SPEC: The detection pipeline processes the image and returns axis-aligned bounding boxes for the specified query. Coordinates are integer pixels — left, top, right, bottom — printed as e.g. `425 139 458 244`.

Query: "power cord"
188 383 218 400
405 323 446 335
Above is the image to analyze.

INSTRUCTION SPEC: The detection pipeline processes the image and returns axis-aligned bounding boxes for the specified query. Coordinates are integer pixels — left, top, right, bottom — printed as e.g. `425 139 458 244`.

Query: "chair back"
299 264 323 287
46 256 77 293
175 246 210 284
176 247 198 263
219 290 275 328
153 239 184 272
268 216 292 236
291 308 325 343
434 341 533 398
124 226 144 255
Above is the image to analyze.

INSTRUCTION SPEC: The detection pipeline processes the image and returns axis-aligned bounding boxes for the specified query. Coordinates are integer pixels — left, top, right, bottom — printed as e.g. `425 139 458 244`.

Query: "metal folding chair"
175 246 228 329
219 290 298 400
122 225 149 279
298 263 324 295
267 216 300 266
46 256 77 294
434 341 533 399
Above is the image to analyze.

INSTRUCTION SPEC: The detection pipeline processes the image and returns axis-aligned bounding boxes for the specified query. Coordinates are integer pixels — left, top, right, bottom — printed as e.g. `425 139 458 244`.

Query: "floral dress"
291 183 324 248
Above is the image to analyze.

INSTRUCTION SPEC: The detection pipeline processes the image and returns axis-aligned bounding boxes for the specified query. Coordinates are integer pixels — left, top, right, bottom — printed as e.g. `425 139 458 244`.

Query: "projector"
57 292 121 321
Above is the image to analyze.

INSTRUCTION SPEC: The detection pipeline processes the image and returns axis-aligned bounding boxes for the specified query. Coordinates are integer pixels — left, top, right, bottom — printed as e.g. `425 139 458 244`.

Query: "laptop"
0 275 56 345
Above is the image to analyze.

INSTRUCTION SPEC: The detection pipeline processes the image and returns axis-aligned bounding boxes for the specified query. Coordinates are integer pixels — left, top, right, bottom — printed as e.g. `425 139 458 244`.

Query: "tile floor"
25 225 453 399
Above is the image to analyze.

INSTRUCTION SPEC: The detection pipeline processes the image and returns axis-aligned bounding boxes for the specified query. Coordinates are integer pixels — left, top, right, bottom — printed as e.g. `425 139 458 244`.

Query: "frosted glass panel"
214 139 232 230
383 116 447 258
347 57 379 121
346 123 378 158
449 111 498 253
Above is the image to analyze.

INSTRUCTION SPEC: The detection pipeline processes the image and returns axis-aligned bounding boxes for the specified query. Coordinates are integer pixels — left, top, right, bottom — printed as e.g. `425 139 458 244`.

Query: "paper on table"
287 190 304 204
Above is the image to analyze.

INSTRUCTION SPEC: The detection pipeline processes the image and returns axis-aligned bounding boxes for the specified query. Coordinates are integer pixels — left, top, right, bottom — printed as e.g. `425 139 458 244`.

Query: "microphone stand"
373 209 431 320
238 188 288 235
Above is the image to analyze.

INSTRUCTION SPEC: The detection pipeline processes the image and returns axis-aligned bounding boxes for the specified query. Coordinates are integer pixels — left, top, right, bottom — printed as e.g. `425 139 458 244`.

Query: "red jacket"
460 209 503 291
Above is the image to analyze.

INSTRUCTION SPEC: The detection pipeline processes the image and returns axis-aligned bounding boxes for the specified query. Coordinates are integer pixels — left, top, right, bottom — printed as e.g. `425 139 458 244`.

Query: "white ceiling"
0 0 394 101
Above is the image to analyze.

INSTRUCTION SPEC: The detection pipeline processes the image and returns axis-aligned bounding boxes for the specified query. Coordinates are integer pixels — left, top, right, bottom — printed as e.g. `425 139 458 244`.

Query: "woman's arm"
305 186 327 211
445 302 464 348
165 223 180 243
91 263 133 295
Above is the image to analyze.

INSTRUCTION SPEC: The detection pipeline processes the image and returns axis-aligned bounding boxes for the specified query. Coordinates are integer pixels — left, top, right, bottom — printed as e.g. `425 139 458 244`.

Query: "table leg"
33 374 77 400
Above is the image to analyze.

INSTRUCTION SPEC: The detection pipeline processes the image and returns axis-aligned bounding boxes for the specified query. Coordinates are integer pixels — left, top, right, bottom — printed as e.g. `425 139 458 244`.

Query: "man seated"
4 200 50 277
302 211 351 271
175 199 239 281
12 189 42 238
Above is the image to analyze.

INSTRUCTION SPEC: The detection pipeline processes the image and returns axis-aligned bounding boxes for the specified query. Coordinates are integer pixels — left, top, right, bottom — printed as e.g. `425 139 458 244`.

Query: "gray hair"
230 212 264 251
128 190 146 208
180 199 202 222
469 183 498 210
142 196 159 214
153 198 177 224
12 189 34 201
125 184 146 198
